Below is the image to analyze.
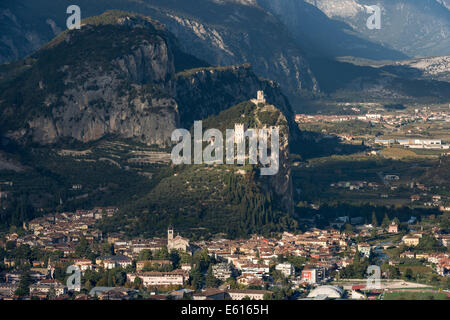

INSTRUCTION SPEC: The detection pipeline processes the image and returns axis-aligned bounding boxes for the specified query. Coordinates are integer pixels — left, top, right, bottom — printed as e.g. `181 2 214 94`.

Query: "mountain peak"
44 10 166 51
81 10 163 29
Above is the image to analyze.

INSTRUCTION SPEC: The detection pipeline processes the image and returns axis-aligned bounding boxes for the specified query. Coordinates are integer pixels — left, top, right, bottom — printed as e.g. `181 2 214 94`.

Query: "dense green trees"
0 194 35 231
296 202 441 230
415 235 446 253
372 212 379 227
188 249 216 290
169 250 181 269
15 271 32 297
100 163 297 239
205 266 221 288
381 214 391 229
75 238 96 261
339 252 370 279
224 173 297 237
404 268 414 281
382 264 400 279
82 267 128 289
138 249 152 261
0 243 58 268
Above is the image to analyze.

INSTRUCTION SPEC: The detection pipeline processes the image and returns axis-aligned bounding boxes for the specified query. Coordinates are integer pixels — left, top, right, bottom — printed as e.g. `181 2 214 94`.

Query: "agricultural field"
292 153 437 206
382 291 449 300
379 147 439 160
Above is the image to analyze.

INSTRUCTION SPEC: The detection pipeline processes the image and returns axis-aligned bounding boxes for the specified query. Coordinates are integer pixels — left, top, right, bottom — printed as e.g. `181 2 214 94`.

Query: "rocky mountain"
258 0 407 61
0 11 297 235
0 12 179 146
3 0 448 110
436 0 450 10
175 64 295 129
100 100 297 238
0 11 297 147
0 0 318 107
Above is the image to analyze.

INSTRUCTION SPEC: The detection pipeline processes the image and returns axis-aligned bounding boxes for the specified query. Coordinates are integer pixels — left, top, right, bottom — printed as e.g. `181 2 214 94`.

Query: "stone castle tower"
257 90 266 103
251 90 266 105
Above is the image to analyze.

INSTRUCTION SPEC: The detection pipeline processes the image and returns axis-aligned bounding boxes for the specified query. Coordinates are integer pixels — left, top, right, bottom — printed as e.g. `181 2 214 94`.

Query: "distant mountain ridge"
1 0 448 107
299 0 450 58
258 0 408 60
339 55 450 83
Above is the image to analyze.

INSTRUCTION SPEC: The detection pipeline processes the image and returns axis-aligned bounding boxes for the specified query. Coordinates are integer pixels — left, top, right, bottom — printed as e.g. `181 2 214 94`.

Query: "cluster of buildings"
110 227 191 260
328 176 450 210
295 108 450 150
194 229 352 287
127 270 189 287
397 231 450 276
295 113 383 124
4 207 118 255
406 188 450 211
1 209 449 300
381 109 450 126
330 181 382 191
295 108 450 126
1 226 349 299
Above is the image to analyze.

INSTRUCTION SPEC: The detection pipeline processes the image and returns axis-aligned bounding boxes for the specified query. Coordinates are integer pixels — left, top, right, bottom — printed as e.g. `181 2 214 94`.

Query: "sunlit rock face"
304 0 365 18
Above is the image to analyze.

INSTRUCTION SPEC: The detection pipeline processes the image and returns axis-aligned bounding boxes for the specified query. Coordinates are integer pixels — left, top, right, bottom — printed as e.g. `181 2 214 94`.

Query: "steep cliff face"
0 13 181 146
255 104 294 215
175 67 296 214
258 0 408 61
28 37 179 145
1 11 301 148
0 0 318 106
199 99 294 215
175 64 294 128
157 7 318 99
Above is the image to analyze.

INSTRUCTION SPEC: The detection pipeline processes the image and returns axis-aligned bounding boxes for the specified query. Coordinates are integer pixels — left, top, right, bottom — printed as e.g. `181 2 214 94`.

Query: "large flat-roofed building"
0 283 18 297
136 260 171 272
376 138 448 149
275 263 295 277
30 279 66 297
402 235 421 246
375 139 396 145
212 263 233 281
227 289 271 300
302 266 326 284
97 255 132 269
127 270 188 287
302 268 317 284
397 139 442 146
